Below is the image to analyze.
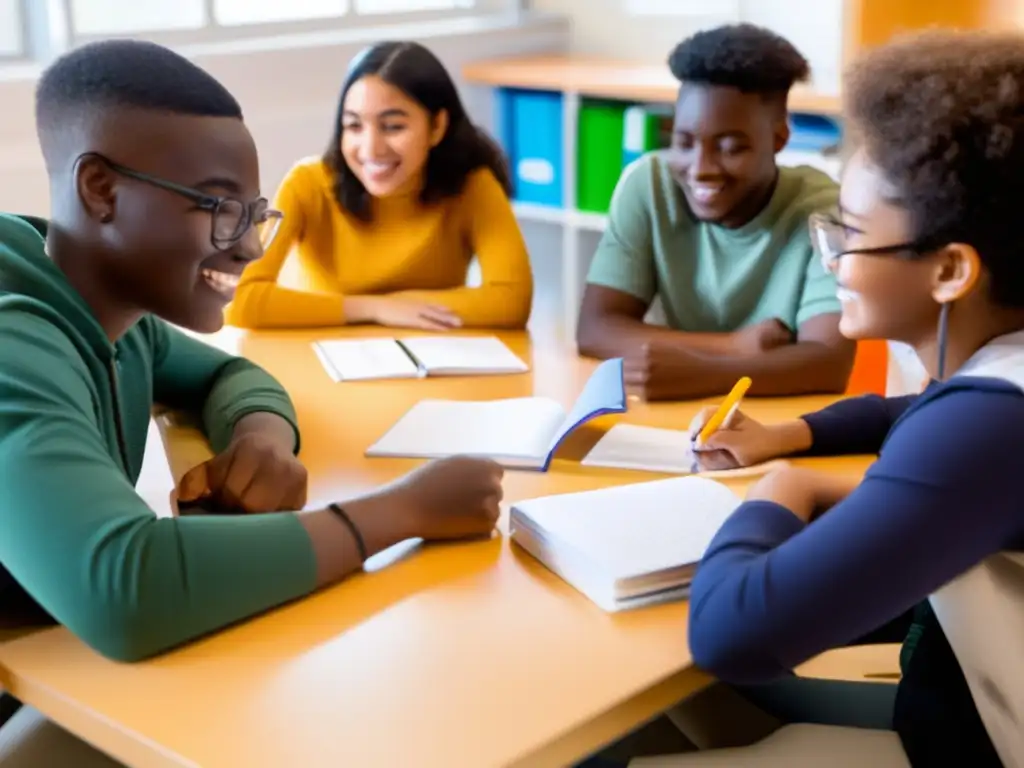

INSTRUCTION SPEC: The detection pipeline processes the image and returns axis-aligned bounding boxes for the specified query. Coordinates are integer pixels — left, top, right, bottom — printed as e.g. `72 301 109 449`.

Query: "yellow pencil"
694 377 752 449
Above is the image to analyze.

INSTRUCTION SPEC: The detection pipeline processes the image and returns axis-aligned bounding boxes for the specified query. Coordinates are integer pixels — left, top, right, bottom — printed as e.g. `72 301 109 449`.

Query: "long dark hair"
323 41 513 222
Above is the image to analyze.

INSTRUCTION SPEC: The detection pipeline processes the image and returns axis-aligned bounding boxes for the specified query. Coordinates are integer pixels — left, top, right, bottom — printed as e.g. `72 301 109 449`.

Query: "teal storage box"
495 88 564 207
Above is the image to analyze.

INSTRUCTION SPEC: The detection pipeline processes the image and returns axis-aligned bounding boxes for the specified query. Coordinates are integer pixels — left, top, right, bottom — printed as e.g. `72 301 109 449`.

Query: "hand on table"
745 466 861 523
370 297 462 331
623 341 706 401
688 408 787 471
386 456 504 541
177 431 308 514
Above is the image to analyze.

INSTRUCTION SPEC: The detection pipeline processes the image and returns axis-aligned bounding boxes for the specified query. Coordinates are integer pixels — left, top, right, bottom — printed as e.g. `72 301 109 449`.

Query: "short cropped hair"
35 39 241 165
847 30 1024 308
668 23 810 96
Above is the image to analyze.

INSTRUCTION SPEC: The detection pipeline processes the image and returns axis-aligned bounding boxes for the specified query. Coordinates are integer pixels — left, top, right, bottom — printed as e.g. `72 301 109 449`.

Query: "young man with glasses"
0 39 504 765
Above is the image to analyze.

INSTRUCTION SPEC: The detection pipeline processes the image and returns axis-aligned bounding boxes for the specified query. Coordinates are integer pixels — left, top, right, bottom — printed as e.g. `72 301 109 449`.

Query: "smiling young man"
576 24 855 401
0 40 504 765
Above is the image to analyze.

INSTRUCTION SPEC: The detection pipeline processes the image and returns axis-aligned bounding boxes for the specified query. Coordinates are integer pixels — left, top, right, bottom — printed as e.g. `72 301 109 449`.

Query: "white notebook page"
367 397 566 460
399 336 528 375
313 339 418 381
512 476 741 581
583 424 787 478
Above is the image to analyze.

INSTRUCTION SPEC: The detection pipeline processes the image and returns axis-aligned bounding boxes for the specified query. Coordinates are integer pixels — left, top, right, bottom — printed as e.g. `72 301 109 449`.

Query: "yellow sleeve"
224 160 347 329
394 169 534 329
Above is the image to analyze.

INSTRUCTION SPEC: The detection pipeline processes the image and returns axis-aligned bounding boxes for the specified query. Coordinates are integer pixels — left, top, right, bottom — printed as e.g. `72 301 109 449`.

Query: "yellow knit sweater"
225 158 533 329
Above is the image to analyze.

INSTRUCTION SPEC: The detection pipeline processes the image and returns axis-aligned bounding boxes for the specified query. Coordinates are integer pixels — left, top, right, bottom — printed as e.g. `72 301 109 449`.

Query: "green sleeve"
0 313 318 661
795 240 842 328
585 158 657 303
147 318 300 453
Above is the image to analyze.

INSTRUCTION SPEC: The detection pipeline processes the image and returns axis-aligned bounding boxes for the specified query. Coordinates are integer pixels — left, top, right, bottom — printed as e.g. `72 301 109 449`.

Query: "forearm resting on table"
299 492 415 587
341 295 385 324
229 414 424 587
305 293 431 325
226 281 346 329
393 284 532 329
767 418 814 456
577 313 737 358
693 340 852 398
232 411 298 452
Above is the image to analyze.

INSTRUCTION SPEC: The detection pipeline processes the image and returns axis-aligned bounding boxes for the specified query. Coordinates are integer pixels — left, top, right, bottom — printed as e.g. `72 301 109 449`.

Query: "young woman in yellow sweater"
225 41 534 330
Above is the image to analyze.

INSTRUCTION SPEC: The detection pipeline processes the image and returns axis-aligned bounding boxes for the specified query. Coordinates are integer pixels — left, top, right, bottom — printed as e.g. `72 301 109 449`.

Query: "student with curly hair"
584 27 1024 768
225 41 533 331
577 24 854 401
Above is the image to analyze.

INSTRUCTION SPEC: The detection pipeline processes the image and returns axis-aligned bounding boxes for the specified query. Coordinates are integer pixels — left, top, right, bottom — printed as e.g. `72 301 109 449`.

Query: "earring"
100 211 113 223
936 301 951 380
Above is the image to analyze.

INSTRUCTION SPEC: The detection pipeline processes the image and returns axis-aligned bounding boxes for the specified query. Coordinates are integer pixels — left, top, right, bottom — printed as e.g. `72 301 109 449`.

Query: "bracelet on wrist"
328 503 368 562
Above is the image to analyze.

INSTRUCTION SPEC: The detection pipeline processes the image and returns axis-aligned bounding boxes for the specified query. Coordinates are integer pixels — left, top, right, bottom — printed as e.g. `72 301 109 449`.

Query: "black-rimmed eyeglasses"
82 153 283 251
808 211 938 271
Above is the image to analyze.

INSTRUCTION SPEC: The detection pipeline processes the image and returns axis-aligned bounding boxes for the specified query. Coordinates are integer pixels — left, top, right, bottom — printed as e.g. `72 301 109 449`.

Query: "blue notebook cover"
537 357 626 471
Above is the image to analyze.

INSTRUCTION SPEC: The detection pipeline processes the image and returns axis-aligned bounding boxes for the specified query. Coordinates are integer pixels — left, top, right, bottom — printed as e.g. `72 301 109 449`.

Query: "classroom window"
0 0 23 55
624 0 739 14
66 0 480 37
16 0 504 64
214 0 348 26
355 0 473 12
69 0 207 35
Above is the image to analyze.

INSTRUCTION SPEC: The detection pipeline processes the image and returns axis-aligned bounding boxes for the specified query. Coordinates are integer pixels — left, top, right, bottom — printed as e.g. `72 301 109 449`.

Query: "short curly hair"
847 30 1024 308
668 23 810 96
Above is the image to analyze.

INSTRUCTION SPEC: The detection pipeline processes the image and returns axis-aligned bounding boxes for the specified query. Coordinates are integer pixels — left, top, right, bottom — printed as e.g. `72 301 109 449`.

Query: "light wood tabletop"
462 54 843 116
0 326 871 768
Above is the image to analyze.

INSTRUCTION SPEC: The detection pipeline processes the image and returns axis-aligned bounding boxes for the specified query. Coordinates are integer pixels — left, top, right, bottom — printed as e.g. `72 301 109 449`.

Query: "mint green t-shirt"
586 153 841 332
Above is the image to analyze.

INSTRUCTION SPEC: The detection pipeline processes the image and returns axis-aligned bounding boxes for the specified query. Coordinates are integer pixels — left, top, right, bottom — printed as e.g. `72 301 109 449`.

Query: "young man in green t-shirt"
577 24 855 400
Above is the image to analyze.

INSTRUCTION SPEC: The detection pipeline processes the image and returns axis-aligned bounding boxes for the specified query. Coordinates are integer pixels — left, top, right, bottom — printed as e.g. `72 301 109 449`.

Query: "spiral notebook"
510 476 741 611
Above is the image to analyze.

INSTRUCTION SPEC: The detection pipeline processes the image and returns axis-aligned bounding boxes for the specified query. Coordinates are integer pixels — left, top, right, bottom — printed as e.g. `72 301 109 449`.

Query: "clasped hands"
622 318 792 401
176 428 308 514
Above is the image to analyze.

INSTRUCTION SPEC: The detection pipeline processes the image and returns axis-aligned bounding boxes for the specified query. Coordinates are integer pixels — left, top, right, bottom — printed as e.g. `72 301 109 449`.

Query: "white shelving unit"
513 201 608 232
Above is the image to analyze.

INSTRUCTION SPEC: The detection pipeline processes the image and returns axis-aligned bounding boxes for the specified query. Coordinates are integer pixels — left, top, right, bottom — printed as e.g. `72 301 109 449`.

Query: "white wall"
530 0 845 94
0 13 570 216
0 0 22 54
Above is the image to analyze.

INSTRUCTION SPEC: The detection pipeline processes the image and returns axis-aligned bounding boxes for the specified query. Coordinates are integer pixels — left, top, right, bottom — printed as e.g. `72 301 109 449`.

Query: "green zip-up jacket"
0 213 318 661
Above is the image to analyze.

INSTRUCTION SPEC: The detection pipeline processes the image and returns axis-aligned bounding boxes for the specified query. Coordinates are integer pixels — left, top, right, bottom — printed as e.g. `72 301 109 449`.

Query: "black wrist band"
328 503 367 562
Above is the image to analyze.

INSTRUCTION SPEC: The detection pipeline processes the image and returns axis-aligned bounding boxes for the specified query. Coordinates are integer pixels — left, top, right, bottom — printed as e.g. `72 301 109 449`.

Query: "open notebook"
582 423 788 478
365 358 626 470
313 335 529 381
510 476 741 612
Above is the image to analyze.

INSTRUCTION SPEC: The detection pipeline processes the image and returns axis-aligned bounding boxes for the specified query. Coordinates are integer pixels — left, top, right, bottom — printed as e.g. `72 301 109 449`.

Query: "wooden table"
0 327 870 768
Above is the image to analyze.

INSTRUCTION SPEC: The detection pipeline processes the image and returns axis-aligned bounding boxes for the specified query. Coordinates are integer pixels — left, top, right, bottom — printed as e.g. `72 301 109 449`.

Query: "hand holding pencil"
693 377 752 450
689 377 810 472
